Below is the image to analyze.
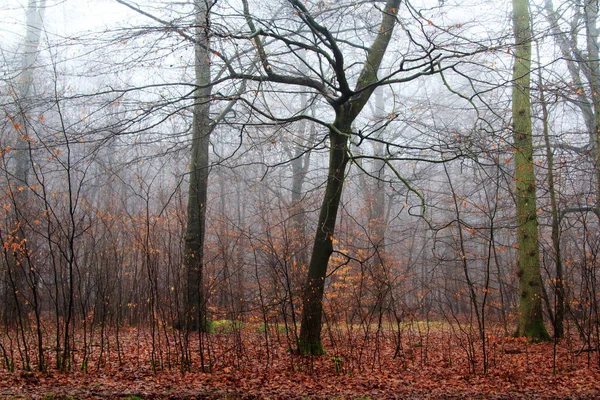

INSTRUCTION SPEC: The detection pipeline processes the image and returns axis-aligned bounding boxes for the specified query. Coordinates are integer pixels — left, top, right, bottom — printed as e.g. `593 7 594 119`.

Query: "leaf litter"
1 326 599 399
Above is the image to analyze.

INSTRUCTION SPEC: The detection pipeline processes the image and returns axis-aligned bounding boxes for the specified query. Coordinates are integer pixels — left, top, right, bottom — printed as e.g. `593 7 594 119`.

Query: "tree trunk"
14 0 46 188
298 118 350 355
369 87 387 254
184 0 212 332
583 0 600 217
4 0 46 328
541 88 565 339
534 36 565 338
368 88 388 321
545 0 600 218
543 0 600 337
289 67 315 268
297 0 400 354
512 0 550 340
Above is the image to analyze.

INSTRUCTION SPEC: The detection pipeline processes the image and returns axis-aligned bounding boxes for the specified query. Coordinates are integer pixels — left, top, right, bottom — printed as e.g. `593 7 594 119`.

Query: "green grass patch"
212 319 245 334
256 323 288 334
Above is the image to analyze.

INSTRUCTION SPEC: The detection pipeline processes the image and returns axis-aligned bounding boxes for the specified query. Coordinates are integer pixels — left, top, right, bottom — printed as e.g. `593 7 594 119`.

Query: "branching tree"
512 0 550 340
228 0 483 354
293 0 400 355
2 0 46 338
539 0 600 340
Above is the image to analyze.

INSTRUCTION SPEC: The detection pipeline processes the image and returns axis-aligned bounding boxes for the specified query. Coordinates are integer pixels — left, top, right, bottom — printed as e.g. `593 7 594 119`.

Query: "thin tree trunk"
369 87 387 256
289 62 315 268
536 42 565 338
544 0 600 220
4 0 46 330
14 0 46 188
583 0 600 217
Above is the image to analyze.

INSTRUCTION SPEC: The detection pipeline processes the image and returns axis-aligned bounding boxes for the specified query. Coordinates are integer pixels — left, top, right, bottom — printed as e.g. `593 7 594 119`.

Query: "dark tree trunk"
297 0 400 354
184 0 212 332
298 120 350 355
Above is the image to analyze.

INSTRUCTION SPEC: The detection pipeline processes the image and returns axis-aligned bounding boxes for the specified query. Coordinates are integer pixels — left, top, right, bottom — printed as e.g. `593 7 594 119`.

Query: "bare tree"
229 0 481 353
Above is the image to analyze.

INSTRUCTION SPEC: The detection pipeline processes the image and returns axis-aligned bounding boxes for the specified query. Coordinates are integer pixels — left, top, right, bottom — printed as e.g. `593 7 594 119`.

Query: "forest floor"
0 323 599 399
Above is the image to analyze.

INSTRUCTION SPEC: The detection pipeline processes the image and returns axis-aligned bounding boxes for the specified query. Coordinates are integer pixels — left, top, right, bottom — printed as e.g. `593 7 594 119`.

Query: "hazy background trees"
0 0 599 372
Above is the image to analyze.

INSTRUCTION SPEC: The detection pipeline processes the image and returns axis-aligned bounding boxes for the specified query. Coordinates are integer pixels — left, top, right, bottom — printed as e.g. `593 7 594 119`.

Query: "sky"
2 0 137 51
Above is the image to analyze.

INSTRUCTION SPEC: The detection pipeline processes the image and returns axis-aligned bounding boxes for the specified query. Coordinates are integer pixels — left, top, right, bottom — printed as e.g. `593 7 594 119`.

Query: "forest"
1 0 600 398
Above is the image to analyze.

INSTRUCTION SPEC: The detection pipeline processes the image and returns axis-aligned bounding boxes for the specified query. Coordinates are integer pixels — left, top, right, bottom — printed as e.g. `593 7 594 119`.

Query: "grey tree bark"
184 0 212 332
368 87 388 257
4 0 46 331
542 0 600 337
13 0 46 189
538 73 564 338
582 0 600 210
544 0 600 217
298 0 401 354
287 49 316 269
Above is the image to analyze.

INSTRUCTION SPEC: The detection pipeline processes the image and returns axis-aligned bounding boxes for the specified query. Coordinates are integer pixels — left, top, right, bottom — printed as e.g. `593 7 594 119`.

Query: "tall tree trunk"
543 0 600 337
298 118 350 355
184 0 212 332
369 87 387 256
540 82 565 338
512 0 550 340
298 0 400 354
534 37 565 338
4 0 46 328
544 0 595 135
545 0 600 218
289 61 315 268
368 88 388 323
289 138 312 268
583 0 600 217
14 0 46 188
